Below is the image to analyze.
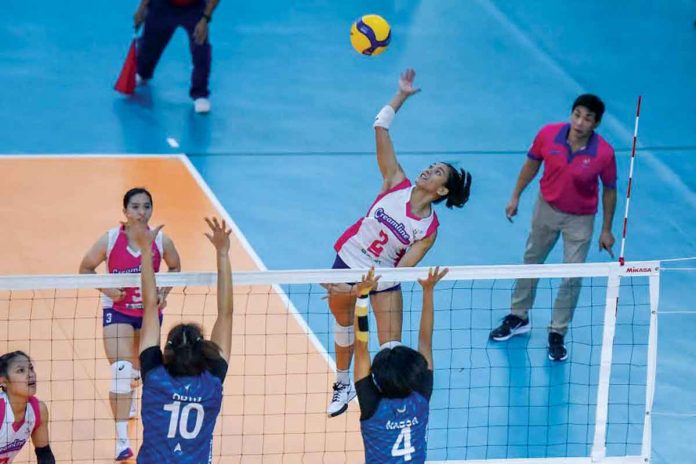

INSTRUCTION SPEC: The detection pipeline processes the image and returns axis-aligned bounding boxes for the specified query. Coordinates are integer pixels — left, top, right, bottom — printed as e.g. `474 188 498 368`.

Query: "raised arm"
125 222 164 354
374 69 421 192
417 267 449 369
353 268 380 383
207 217 234 363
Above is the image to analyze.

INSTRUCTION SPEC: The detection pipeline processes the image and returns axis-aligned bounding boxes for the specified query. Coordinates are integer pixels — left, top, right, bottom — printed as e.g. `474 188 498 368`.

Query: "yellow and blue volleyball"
350 14 391 56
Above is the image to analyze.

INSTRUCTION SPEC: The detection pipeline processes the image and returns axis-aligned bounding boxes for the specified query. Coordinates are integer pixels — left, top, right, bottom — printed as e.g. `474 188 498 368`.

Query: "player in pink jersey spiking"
0 351 54 463
79 187 181 460
324 69 472 417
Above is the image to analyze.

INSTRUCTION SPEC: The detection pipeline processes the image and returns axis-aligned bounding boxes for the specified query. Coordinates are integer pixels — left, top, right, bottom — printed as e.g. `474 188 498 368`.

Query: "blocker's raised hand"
204 217 231 253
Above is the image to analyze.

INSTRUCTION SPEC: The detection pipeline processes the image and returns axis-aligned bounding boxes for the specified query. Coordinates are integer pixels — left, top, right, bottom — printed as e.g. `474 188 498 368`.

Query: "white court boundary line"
176 154 337 371
0 153 335 368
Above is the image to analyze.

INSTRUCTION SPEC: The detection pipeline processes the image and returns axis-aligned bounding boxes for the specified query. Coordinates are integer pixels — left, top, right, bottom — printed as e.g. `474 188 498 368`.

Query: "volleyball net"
0 261 659 463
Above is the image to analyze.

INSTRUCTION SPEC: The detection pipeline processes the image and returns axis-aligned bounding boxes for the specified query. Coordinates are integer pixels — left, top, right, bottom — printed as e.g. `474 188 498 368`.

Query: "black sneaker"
489 314 531 341
548 332 568 361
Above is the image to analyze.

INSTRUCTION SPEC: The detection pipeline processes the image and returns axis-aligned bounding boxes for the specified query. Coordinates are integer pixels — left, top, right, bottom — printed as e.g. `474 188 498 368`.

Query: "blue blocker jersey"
360 392 430 464
137 347 227 464
357 369 433 464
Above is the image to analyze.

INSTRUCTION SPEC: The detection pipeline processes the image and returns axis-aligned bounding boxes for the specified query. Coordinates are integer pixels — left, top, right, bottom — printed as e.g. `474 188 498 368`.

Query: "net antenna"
618 96 643 266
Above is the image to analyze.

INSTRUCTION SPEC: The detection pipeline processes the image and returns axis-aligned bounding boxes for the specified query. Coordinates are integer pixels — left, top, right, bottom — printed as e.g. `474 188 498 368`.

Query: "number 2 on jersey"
163 401 204 439
367 231 389 257
391 426 415 461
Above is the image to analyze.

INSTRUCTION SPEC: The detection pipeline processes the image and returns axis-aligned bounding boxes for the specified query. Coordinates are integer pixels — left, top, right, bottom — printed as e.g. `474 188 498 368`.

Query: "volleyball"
350 14 391 56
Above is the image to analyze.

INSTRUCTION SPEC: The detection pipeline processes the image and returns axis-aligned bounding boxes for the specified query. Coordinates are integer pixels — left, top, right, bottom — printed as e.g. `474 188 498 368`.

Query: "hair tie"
379 341 403 351
371 372 383 393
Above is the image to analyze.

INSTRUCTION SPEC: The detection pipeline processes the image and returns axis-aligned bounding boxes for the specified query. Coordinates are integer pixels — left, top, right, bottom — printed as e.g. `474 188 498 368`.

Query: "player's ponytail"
163 324 223 377
434 163 471 209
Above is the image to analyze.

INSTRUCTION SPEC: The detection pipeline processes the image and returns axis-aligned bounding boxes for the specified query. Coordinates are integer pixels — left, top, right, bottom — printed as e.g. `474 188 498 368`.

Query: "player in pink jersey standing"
325 69 472 417
79 187 181 460
0 351 54 463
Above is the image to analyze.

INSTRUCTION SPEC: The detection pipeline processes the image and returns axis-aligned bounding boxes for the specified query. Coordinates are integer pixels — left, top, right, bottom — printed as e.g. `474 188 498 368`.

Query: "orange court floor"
0 155 363 463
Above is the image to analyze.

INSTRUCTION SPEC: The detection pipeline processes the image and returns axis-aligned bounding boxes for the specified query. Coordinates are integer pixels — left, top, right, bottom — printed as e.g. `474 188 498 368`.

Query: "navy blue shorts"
103 308 163 329
331 255 401 294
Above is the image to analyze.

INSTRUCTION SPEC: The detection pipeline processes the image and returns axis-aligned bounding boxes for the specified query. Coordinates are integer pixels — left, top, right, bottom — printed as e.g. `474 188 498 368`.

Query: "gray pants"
511 196 595 335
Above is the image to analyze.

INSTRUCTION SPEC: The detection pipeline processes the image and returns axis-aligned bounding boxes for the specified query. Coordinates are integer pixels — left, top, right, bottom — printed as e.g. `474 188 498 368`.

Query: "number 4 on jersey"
391 426 415 461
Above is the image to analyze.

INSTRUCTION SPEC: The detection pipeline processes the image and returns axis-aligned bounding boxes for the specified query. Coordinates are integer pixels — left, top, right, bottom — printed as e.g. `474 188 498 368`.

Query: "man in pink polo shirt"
490 94 617 362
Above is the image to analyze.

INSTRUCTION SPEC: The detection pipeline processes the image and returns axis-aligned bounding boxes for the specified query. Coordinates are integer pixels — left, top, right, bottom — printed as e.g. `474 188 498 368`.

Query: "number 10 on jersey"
164 401 205 439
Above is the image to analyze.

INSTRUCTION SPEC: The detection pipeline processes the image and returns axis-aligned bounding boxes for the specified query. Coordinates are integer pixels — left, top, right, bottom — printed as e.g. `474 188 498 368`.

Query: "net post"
641 270 660 460
591 263 621 461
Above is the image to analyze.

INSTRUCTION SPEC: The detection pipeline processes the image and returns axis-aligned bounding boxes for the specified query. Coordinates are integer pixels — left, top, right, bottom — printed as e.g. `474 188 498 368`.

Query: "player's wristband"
203 13 212 23
373 105 395 129
35 445 55 464
355 284 371 298
355 296 369 342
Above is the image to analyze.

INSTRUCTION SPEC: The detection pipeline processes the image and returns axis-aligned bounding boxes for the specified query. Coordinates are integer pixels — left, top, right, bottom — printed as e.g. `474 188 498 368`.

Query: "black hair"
370 345 429 398
572 94 605 123
0 351 31 391
123 187 153 209
433 163 472 209
163 323 223 377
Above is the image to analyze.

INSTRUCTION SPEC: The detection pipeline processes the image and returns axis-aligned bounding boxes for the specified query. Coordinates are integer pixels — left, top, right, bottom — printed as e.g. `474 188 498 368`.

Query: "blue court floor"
2 1 695 462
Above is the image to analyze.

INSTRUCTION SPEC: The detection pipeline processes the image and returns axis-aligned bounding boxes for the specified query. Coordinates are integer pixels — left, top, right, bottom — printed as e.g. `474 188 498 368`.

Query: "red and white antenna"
618 96 642 266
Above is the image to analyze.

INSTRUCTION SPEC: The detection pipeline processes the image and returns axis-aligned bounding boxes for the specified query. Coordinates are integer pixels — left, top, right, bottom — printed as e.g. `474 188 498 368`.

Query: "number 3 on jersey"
367 231 389 258
391 426 415 461
164 401 204 439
